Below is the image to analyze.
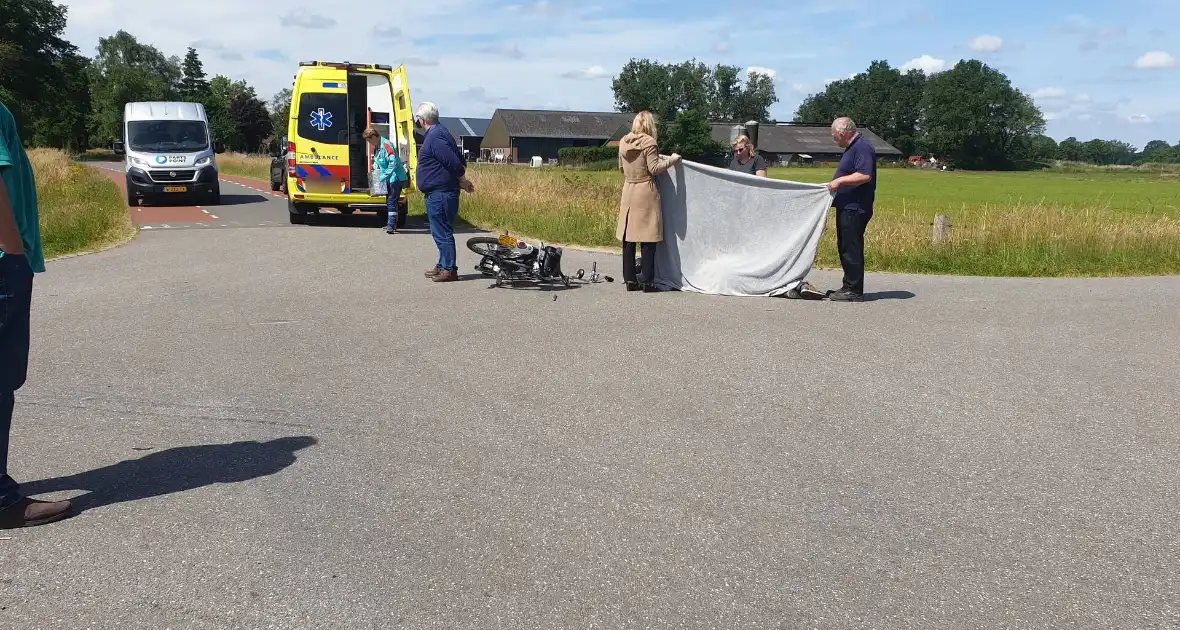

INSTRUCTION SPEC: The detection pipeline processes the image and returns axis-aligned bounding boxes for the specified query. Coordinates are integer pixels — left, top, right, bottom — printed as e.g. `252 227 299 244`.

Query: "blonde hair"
631 111 657 140
733 134 756 155
362 126 381 141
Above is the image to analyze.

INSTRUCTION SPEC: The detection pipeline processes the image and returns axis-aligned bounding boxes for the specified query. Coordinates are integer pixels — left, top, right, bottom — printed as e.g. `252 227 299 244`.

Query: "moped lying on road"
466 233 604 288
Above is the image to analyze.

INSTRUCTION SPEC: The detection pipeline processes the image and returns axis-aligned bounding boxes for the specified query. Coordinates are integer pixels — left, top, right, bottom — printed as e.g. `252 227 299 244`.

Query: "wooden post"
933 214 951 245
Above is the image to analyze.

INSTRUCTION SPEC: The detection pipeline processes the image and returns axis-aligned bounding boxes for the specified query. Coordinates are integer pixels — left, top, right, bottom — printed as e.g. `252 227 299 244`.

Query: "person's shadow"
20 436 317 512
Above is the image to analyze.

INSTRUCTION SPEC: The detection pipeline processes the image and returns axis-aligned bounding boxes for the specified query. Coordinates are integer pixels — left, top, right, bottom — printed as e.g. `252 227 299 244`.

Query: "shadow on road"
20 436 317 512
216 194 270 206
301 213 486 233
865 290 916 301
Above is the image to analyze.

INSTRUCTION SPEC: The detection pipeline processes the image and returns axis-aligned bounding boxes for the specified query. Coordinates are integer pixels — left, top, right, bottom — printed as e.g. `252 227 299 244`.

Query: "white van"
112 101 225 206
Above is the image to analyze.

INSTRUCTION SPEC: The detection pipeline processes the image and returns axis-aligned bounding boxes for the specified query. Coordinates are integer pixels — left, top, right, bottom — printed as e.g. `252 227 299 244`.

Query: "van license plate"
163 186 187 193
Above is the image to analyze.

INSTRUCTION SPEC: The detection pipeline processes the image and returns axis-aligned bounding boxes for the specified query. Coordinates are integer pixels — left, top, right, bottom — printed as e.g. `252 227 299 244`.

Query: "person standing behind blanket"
363 126 409 235
616 111 681 293
728 135 767 176
0 102 73 529
415 102 474 283
826 116 876 302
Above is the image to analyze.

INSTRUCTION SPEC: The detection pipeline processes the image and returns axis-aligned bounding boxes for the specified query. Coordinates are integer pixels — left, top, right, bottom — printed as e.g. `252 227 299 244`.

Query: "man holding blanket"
826 117 876 302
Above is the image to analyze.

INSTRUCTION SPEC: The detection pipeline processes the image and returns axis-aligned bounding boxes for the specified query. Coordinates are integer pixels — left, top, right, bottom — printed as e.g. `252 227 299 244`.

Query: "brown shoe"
432 269 458 282
0 497 74 529
425 266 442 278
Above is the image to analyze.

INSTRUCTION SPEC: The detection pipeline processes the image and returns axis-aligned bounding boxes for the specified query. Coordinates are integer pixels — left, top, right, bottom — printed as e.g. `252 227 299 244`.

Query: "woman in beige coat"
616 111 681 292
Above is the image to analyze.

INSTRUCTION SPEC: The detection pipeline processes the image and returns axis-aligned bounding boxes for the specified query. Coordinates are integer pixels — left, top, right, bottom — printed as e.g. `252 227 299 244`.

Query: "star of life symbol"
310 108 333 131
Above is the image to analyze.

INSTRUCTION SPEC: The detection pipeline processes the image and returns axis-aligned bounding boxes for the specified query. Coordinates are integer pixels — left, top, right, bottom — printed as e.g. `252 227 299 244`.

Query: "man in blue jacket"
415 102 473 283
826 116 876 302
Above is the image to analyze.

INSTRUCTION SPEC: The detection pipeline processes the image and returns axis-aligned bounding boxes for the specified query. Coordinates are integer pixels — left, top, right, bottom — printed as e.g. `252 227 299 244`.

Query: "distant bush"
558 146 618 167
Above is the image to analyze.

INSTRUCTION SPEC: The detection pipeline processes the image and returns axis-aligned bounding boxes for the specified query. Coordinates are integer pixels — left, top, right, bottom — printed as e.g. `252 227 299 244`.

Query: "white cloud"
457 86 507 104
1134 51 1178 69
1073 93 1092 104
746 66 776 79
1128 114 1152 124
712 41 730 53
1043 111 1061 121
969 34 1003 53
478 43 524 59
791 83 811 95
373 25 401 39
278 8 335 29
902 54 950 74
559 65 609 80
1033 87 1068 99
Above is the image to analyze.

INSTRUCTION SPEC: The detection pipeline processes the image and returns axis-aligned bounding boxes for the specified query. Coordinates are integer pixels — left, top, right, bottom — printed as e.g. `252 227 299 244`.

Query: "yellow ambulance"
280 60 418 226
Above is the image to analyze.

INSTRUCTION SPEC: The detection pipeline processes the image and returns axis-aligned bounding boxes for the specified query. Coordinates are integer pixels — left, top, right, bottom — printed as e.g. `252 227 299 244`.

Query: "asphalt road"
3 203 1178 628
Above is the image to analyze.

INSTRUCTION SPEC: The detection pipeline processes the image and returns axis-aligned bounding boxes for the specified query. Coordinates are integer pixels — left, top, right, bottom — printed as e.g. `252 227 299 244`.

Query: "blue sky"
60 0 1179 149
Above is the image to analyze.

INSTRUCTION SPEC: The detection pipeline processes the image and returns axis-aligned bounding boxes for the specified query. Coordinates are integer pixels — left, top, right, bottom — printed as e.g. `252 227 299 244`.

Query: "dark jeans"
836 206 873 294
622 241 656 284
425 189 460 272
384 180 405 231
0 253 33 509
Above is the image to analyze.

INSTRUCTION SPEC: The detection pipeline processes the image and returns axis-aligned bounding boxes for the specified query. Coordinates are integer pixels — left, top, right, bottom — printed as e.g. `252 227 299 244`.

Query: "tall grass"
459 164 1180 277
203 154 1180 276
216 152 271 180
31 148 137 259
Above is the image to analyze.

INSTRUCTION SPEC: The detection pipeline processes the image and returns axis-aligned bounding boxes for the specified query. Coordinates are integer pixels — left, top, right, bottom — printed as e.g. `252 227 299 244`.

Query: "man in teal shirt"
0 102 73 528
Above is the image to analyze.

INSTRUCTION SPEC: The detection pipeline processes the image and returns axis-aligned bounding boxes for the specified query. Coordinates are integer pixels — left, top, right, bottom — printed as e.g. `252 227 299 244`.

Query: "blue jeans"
384 180 405 231
425 189 460 272
0 253 33 509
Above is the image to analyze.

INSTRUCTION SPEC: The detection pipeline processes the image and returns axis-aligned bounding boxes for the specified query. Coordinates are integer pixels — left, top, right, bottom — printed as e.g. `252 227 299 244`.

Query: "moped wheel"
467 236 507 257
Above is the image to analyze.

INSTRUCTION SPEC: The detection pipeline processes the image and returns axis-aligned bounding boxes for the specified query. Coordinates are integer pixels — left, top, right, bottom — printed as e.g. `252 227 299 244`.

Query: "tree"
1056 137 1083 162
793 60 926 156
206 75 251 148
611 57 778 140
27 51 92 151
664 109 727 166
1021 134 1059 167
1139 140 1176 163
229 89 272 153
0 0 86 145
918 60 1045 170
179 47 211 102
87 30 182 144
268 88 292 136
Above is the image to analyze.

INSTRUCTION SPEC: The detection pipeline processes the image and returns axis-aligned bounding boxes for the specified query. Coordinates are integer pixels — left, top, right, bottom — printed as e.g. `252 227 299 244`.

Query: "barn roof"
711 123 903 156
439 116 490 138
495 109 635 139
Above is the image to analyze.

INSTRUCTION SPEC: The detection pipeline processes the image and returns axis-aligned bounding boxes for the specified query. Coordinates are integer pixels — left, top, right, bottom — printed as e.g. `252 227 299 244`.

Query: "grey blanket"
652 160 834 296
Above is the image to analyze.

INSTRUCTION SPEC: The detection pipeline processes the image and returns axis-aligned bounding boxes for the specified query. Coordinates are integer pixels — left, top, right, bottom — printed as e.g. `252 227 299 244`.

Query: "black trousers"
836 206 872 294
0 254 33 509
622 241 656 284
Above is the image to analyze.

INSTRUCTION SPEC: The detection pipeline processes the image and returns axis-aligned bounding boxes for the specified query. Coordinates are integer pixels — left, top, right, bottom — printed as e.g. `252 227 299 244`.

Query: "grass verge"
32 148 137 260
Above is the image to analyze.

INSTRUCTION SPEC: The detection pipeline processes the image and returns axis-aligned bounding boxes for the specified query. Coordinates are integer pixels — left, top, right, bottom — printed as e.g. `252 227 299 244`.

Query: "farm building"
411 117 490 159
710 123 903 165
480 109 634 163
439 116 489 156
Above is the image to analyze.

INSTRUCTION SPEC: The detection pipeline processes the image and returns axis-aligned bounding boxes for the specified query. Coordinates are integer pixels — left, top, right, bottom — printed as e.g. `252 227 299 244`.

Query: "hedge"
558 146 619 166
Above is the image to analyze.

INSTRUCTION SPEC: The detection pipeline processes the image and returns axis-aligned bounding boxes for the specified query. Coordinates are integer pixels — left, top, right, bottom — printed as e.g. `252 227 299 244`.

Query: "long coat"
615 132 675 243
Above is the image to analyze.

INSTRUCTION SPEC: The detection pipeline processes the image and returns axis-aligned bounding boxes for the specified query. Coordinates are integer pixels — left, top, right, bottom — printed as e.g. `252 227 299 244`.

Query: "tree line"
609 57 1179 170
2 0 290 154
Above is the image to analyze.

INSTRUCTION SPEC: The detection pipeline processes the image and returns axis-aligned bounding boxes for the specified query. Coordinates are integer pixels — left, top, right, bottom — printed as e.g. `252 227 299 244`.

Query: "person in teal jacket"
363 126 409 234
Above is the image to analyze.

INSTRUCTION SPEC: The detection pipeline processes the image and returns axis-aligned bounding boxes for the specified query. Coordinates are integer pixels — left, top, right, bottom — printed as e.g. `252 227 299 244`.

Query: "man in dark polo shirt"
825 117 876 302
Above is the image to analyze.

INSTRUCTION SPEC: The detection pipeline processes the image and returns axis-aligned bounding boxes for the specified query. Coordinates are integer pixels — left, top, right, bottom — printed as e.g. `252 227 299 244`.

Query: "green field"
455 164 1180 277
136 152 1180 277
